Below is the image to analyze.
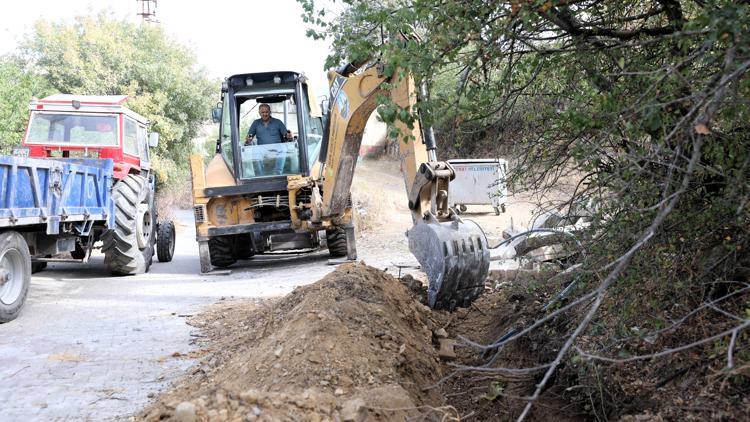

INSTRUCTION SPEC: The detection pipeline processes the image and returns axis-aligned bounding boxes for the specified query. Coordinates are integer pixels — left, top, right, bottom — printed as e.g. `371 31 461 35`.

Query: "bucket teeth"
408 215 490 310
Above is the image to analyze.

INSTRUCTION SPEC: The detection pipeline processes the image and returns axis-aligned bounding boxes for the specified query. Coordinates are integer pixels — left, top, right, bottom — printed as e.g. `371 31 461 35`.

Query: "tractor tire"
0 231 31 323
156 220 175 263
234 234 255 259
326 227 348 258
209 236 236 268
102 174 156 275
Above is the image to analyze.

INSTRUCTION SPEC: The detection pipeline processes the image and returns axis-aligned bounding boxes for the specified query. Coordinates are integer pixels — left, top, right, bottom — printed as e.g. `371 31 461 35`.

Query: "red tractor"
19 94 174 274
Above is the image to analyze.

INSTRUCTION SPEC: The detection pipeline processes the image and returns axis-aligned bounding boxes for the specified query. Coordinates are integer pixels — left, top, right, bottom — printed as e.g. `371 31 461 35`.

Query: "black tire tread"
326 227 347 257
234 234 255 259
102 174 154 275
209 236 236 268
156 220 175 263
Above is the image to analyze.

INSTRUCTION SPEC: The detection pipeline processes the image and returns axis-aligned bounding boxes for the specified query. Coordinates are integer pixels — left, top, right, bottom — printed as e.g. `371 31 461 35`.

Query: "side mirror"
320 98 330 114
148 132 159 148
211 106 222 123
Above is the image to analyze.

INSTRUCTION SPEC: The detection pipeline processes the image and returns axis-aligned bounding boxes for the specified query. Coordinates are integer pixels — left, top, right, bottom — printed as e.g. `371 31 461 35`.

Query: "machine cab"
214 71 324 182
21 94 157 179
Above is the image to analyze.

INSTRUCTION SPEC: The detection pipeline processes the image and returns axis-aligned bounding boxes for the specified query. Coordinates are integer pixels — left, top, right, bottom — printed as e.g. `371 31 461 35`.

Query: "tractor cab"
21 94 159 180
212 71 323 184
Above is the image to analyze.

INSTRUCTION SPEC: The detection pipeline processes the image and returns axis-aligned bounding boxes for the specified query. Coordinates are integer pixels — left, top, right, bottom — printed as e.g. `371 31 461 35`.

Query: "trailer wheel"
156 220 175 263
102 174 155 275
0 231 31 323
326 227 348 257
209 236 236 268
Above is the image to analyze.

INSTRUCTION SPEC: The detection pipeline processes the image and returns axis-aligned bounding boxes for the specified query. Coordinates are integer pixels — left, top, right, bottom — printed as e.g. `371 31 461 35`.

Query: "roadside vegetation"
0 11 216 198
300 0 750 419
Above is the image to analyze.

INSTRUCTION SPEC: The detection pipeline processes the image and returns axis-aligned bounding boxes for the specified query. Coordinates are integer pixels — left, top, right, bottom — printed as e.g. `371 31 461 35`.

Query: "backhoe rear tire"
326 227 348 258
102 174 155 275
209 236 236 268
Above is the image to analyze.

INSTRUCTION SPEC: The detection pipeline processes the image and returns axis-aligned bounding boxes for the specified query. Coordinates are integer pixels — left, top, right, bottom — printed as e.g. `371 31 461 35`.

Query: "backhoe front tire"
326 227 348 258
234 234 255 259
209 236 236 268
102 174 155 275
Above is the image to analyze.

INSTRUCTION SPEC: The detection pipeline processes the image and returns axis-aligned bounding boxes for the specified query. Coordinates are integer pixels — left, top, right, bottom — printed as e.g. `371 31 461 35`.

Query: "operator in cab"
245 103 293 175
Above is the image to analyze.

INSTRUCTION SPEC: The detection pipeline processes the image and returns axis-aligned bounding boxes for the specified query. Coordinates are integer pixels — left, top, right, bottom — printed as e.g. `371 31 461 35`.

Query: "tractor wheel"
0 231 31 323
102 174 156 275
209 236 236 268
326 227 348 258
234 234 255 259
156 220 176 263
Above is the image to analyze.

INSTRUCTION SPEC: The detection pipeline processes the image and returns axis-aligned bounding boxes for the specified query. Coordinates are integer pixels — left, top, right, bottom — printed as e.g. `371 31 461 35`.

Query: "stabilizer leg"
198 240 231 275
345 224 357 261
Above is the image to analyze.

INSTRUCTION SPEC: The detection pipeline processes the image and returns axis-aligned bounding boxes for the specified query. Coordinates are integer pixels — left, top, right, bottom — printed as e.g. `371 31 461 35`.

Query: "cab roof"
224 71 321 117
30 94 149 125
225 71 304 88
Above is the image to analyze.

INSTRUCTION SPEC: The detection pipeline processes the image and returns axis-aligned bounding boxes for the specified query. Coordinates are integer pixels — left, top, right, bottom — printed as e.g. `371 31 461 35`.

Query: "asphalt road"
0 210 351 421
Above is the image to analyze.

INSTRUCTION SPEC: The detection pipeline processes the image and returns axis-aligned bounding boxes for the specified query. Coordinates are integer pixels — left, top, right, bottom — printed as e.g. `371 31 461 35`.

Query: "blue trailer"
0 156 114 323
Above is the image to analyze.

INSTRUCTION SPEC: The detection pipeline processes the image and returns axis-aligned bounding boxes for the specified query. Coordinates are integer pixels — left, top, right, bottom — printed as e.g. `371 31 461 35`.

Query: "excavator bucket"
408 214 490 310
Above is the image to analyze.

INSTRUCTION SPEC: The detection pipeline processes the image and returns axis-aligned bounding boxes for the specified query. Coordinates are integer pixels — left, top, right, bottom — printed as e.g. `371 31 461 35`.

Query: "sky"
0 0 335 94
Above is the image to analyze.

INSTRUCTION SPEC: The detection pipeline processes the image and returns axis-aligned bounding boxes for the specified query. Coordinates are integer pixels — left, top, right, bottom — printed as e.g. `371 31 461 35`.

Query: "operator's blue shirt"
248 117 288 145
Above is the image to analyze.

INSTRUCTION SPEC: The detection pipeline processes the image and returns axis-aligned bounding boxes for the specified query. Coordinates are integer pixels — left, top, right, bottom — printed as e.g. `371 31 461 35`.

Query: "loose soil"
139 157 576 421
139 264 585 421
141 263 445 421
139 158 748 421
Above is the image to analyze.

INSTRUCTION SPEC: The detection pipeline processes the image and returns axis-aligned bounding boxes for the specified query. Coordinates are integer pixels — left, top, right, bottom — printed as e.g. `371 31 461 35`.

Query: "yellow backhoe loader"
190 65 490 309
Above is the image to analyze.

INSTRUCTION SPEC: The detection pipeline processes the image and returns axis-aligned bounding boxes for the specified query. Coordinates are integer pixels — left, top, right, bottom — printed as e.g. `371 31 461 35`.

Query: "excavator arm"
317 63 490 310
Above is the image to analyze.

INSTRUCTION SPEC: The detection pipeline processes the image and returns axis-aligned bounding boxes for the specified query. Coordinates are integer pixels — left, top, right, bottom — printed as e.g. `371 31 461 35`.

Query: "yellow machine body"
190 66 490 309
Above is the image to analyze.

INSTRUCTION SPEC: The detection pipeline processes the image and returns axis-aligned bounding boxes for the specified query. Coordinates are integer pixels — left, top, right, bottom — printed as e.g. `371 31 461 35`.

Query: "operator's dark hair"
259 103 271 112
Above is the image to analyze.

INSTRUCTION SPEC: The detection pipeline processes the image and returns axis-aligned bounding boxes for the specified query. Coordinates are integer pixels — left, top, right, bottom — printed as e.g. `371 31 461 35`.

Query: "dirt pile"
141 263 448 421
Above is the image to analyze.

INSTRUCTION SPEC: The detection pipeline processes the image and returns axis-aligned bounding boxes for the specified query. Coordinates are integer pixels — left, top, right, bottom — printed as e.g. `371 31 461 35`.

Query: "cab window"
237 96 300 178
137 125 150 164
219 96 234 171
123 118 139 156
299 87 323 164
26 113 117 146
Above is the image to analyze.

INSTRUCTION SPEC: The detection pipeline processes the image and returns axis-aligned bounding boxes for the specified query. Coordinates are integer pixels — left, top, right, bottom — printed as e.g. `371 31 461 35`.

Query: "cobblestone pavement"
0 211 343 421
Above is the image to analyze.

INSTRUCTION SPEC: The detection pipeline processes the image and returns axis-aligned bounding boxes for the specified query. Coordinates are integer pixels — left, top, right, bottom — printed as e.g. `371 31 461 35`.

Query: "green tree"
0 56 53 153
300 1 750 419
20 12 217 167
